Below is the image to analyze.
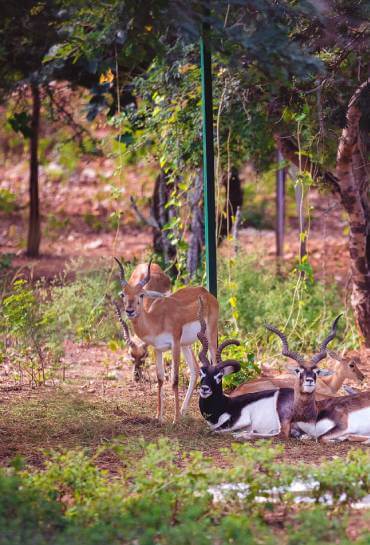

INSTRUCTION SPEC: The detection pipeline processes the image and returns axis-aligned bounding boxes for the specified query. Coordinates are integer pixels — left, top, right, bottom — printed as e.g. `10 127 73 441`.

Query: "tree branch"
274 133 340 195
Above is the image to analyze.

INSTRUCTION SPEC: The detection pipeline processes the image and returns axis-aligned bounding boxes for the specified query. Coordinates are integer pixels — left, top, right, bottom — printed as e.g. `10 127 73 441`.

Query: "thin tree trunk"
294 181 307 263
336 79 370 345
276 149 286 274
187 171 204 278
151 169 177 274
26 83 41 257
219 166 243 242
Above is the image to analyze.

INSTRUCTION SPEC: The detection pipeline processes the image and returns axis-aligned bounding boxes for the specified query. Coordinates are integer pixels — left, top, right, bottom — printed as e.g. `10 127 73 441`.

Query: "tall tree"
0 2 96 256
336 79 370 344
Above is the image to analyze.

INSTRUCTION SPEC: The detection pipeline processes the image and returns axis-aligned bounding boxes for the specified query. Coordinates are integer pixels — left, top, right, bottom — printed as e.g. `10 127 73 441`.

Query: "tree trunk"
187 171 204 278
336 79 370 345
219 166 243 242
151 170 177 273
26 83 41 257
276 149 286 273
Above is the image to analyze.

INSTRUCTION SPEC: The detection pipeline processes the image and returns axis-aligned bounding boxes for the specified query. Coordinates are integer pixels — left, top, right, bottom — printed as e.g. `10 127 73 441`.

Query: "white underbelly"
230 392 281 434
348 407 370 435
147 321 201 351
180 321 201 345
297 418 334 438
151 332 172 351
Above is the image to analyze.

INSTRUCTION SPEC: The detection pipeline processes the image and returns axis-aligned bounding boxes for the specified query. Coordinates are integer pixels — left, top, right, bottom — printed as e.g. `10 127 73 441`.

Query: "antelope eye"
295 368 301 375
349 363 354 368
119 291 125 298
139 293 145 299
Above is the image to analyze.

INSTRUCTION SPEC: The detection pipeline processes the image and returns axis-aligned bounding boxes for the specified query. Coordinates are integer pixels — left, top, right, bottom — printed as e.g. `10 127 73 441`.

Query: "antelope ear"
342 384 359 395
218 361 241 376
287 365 300 375
316 368 334 377
143 290 165 298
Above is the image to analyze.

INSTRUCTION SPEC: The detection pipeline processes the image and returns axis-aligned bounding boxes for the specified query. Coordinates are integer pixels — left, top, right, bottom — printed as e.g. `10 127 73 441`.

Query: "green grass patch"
0 439 369 544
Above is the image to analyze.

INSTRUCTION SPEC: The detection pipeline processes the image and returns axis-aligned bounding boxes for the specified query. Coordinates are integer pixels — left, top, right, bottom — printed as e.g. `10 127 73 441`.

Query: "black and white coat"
199 364 294 436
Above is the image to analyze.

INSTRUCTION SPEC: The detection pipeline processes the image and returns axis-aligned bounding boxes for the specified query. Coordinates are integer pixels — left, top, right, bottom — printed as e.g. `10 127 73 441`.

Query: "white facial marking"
199 369 207 379
214 372 223 384
199 386 212 398
302 384 316 393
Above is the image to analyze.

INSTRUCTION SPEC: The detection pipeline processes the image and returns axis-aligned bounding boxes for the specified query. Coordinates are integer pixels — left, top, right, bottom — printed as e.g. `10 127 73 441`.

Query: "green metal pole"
200 16 217 297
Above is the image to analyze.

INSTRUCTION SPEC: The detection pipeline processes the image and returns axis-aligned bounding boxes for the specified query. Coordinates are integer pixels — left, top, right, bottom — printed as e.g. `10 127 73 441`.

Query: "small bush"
0 441 369 545
1 279 63 386
42 261 123 343
0 188 17 213
218 253 358 357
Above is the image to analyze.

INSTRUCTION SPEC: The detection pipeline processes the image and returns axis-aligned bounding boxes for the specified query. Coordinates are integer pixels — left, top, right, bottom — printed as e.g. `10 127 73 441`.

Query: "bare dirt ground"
0 156 367 470
1 339 369 471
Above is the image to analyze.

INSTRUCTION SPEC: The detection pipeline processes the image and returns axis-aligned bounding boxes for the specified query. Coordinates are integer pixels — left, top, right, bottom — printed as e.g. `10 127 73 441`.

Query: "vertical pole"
276 149 286 274
200 13 217 296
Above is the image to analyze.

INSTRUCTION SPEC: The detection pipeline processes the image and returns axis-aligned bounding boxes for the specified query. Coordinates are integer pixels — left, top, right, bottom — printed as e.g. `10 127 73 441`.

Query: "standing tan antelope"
267 318 370 443
230 350 364 401
113 262 171 381
114 258 219 422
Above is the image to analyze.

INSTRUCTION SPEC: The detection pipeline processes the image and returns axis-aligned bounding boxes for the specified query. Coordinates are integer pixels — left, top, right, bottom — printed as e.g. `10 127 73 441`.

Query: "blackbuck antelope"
197 299 293 437
113 262 171 381
112 300 148 381
115 258 219 422
230 349 364 401
267 318 370 443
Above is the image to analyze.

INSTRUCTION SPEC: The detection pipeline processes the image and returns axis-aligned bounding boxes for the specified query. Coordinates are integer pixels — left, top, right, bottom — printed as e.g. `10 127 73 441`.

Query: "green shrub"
42 262 122 343
0 441 369 545
1 279 63 386
287 508 351 545
218 253 359 358
0 188 16 213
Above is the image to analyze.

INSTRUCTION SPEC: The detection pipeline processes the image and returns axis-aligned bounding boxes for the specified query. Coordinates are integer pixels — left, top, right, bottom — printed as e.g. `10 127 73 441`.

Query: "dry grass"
0 342 366 472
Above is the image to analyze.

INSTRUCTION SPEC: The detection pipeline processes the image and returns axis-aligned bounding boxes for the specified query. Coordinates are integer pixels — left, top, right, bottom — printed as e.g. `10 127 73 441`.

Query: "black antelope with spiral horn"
197 297 292 436
264 316 370 443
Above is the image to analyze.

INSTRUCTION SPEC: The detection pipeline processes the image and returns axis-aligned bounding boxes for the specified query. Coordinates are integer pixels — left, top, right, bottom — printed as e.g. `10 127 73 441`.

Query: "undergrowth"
0 439 369 545
0 252 359 387
219 253 358 359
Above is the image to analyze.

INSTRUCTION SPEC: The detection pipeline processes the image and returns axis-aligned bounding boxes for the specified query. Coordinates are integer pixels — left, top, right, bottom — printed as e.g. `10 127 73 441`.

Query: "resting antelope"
230 350 364 401
113 262 171 381
268 319 370 443
197 298 293 437
115 258 219 422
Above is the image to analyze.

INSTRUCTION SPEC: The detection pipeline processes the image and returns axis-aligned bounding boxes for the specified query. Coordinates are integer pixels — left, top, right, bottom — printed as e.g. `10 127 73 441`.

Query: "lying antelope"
197 299 293 437
268 320 370 443
115 258 219 422
230 349 364 401
114 262 171 381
